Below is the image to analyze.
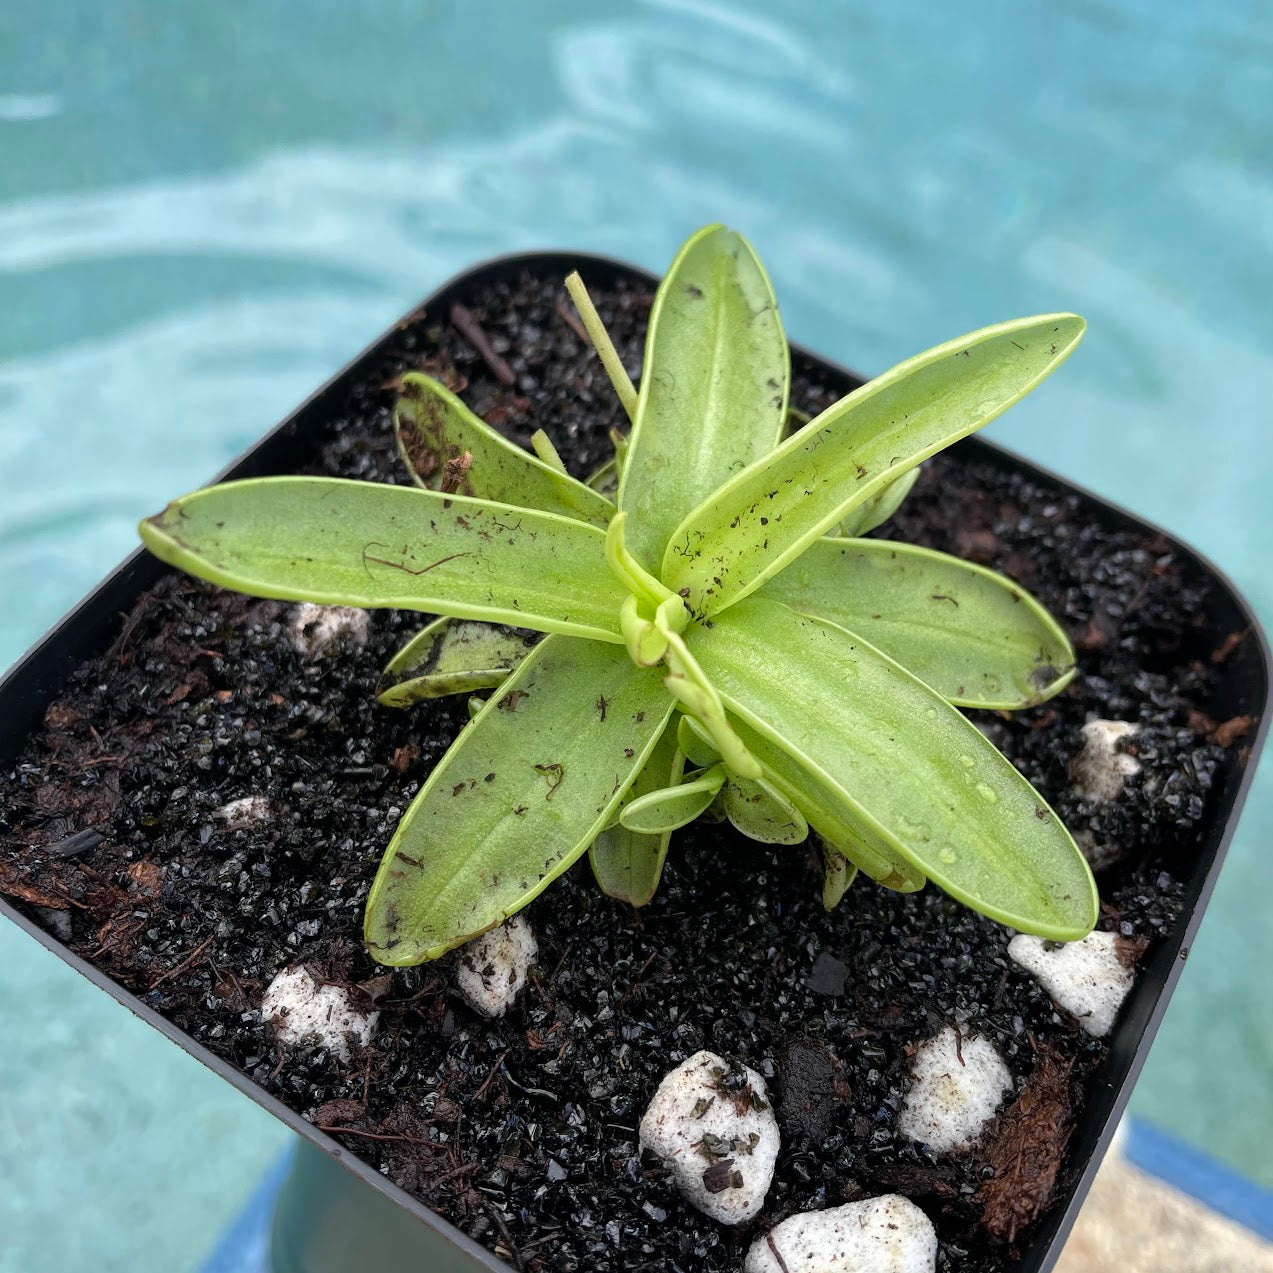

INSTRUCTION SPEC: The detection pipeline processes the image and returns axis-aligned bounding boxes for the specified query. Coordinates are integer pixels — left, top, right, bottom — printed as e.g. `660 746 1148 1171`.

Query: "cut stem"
530 429 568 473
565 271 639 423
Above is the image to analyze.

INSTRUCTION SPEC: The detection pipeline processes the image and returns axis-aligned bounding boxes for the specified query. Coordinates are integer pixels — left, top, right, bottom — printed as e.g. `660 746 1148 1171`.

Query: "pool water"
2 3 1271 1268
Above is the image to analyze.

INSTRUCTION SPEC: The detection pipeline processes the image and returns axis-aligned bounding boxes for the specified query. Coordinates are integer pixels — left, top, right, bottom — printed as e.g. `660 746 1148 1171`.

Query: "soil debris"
977 1049 1075 1244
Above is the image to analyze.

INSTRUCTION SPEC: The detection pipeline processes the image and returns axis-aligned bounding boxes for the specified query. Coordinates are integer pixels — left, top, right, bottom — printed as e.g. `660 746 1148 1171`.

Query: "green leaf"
838 466 919 537
727 716 925 892
377 617 540 707
618 224 789 570
722 773 808 845
139 477 626 642
677 709 914 881
758 538 1075 709
589 724 684 906
688 598 1098 939
681 711 901 875
820 839 857 911
661 627 762 779
619 764 726 834
585 456 619 500
564 272 639 422
530 429 568 472
364 637 675 964
395 373 613 526
664 314 1086 615
676 713 721 768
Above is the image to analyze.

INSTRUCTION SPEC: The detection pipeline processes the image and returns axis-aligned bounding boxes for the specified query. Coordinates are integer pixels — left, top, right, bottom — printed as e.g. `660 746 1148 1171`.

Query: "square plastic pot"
1 251 1267 1273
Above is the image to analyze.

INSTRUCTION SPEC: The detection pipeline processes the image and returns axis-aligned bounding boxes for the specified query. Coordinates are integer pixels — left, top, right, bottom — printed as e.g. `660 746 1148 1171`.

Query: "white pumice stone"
288 603 371 660
1070 719 1140 803
899 1026 1012 1154
455 916 538 1018
745 1194 938 1273
1008 930 1134 1037
262 966 378 1064
215 794 272 827
1075 828 1124 872
639 1049 779 1225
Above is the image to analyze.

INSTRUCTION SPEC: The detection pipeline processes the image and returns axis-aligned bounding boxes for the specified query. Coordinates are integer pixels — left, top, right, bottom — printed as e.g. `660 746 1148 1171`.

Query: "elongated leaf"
140 477 625 642
688 598 1097 939
585 456 619 499
820 840 857 910
396 373 613 526
722 773 807 844
677 710 909 878
618 224 789 570
664 315 1085 615
700 792 728 823
838 466 919 537
729 716 925 892
590 723 684 906
364 637 674 964
759 538 1075 709
676 713 721 767
678 710 916 882
620 765 725 834
377 617 540 707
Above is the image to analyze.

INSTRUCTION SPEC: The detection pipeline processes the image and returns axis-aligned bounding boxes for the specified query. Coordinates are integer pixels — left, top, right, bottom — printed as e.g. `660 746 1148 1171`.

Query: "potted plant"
0 228 1266 1273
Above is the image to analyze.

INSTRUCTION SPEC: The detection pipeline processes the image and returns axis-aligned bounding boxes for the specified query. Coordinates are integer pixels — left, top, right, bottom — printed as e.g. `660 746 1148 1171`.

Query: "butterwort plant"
139 225 1098 966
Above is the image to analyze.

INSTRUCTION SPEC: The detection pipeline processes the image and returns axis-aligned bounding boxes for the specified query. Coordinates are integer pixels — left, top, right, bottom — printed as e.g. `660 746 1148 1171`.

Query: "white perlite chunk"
639 1050 779 1225
455 916 538 1018
289 603 371 660
1009 930 1134 1037
1070 719 1140 803
216 794 272 828
745 1195 938 1273
899 1026 1012 1154
262 966 379 1063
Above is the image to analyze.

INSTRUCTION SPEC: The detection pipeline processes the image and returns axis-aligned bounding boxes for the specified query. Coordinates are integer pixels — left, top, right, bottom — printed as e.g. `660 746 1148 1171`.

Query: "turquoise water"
2 3 1271 1267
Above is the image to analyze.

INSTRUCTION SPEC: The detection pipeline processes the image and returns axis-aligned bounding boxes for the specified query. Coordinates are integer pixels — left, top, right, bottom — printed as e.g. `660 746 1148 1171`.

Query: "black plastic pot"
1 252 1268 1273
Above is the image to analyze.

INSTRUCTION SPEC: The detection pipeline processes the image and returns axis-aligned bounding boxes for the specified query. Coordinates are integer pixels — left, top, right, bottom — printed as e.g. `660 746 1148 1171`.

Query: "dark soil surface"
0 265 1260 1272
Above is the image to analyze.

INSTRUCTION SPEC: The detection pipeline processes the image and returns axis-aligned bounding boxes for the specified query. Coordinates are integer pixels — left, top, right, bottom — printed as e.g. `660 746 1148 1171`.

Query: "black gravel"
0 267 1256 1272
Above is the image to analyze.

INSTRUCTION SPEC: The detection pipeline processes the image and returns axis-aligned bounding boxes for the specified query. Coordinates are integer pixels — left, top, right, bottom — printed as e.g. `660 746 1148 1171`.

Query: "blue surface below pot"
3 4 1273 1270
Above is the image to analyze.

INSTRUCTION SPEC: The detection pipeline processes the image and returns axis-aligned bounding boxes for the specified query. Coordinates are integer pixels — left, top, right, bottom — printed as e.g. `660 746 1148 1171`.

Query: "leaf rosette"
140 224 1096 965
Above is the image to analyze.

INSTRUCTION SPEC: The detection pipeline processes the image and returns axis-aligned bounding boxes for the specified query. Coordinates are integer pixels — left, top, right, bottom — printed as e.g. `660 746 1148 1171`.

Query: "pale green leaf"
589 724 684 906
664 315 1086 615
728 716 925 892
722 773 808 845
759 538 1075 709
377 617 540 707
676 713 721 768
838 466 920 537
619 764 726 834
661 627 761 779
139 477 625 642
680 711 905 873
688 598 1098 939
820 840 857 911
618 224 789 570
700 792 728 823
530 429 568 472
364 637 674 964
396 373 613 526
564 272 639 422
585 456 619 500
